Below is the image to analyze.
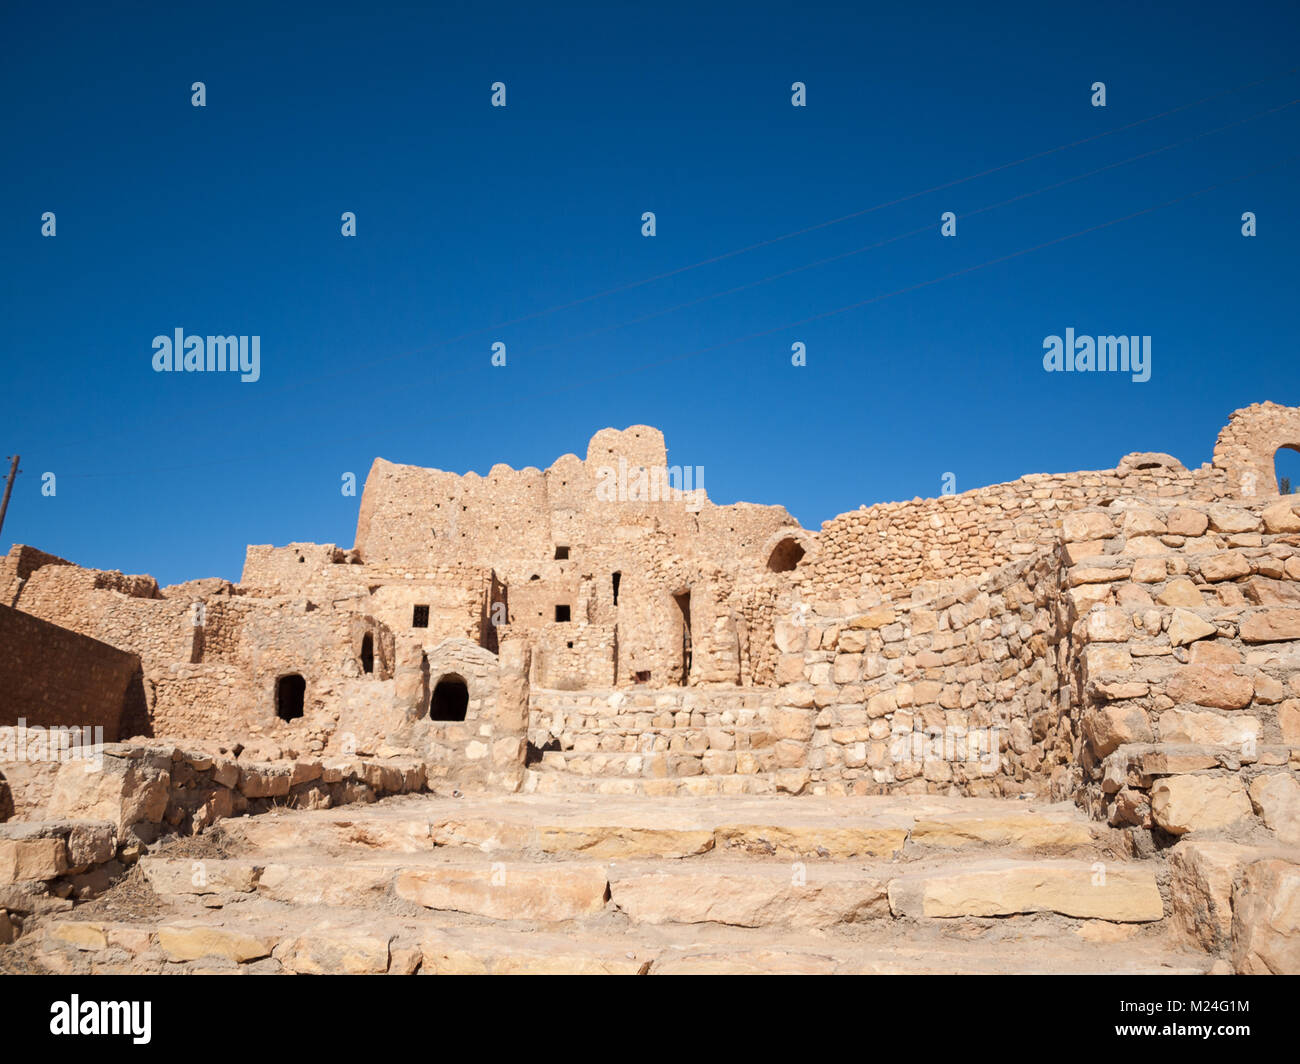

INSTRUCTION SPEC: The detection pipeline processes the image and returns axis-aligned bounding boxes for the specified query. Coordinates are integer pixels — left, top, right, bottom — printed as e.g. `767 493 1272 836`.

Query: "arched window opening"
430 675 469 722
767 537 806 572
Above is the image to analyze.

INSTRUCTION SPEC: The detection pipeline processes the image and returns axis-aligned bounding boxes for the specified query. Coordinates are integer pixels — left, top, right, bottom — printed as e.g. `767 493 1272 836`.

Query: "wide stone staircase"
15 792 1216 974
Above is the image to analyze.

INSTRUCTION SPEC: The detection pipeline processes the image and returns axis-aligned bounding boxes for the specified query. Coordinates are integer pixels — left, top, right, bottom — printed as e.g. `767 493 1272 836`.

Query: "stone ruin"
1 401 1298 974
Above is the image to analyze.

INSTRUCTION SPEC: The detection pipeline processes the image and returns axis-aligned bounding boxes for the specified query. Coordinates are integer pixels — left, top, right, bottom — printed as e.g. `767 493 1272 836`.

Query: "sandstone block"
1085 607 1132 643
887 860 1162 922
1240 608 1300 643
850 608 896 630
1083 706 1152 758
46 921 108 951
1156 578 1204 608
1166 665 1254 709
771 707 814 742
1158 709 1259 748
610 867 888 928
1232 859 1300 975
157 925 273 963
395 863 608 921
1167 609 1217 647
1169 840 1253 951
47 757 170 834
1262 498 1300 533
1167 509 1209 537
279 930 392 974
142 857 260 896
1200 552 1251 582
1208 507 1260 534
1151 776 1252 834
1063 512 1116 543
1248 773 1300 844
1280 700 1300 746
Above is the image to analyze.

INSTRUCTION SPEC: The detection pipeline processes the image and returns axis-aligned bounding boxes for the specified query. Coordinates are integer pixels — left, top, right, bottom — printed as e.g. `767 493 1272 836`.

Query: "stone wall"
1048 495 1300 847
528 622 617 689
385 637 529 793
0 742 431 936
0 604 143 741
802 454 1223 605
1211 401 1300 499
347 426 802 687
2 406 1296 811
527 685 788 794
777 550 1063 796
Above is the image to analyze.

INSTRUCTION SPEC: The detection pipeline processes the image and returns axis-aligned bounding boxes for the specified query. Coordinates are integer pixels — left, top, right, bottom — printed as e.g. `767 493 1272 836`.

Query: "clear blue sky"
2 0 1298 587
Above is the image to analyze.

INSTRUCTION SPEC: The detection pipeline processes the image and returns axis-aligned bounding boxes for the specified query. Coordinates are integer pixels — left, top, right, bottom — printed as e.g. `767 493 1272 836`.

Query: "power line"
57 153 1296 481
66 92 1298 436
516 97 1300 357
39 64 1300 456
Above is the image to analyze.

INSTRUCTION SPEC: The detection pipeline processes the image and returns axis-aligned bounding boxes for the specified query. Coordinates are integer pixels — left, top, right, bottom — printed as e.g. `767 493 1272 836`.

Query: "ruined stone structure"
2 401 1298 974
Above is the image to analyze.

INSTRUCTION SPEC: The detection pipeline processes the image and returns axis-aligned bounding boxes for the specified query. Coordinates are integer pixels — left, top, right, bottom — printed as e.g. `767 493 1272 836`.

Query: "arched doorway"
1274 444 1300 495
429 674 469 722
360 632 374 674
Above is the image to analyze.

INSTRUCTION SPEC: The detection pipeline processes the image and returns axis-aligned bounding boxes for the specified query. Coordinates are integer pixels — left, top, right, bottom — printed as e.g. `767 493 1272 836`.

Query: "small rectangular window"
412 605 429 628
554 546 570 560
555 605 571 622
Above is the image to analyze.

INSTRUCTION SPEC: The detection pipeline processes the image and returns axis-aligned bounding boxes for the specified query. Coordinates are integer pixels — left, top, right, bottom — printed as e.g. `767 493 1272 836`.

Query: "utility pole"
0 455 20 543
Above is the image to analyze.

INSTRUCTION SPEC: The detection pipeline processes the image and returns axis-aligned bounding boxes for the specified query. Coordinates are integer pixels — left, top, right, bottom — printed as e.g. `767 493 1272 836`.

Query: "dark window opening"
555 605 571 622
430 675 469 722
767 537 806 573
612 571 621 605
412 604 429 628
554 546 570 560
529 574 540 581
360 633 374 674
634 670 651 683
525 737 561 766
674 591 692 686
566 641 574 649
276 674 305 721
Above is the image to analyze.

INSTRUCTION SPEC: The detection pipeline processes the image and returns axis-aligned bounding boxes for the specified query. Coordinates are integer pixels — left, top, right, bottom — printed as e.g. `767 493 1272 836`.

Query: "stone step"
887 859 1164 922
140 854 612 922
139 846 1159 928
27 909 1209 975
213 792 1111 861
524 768 796 796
